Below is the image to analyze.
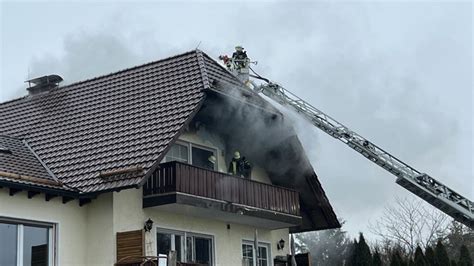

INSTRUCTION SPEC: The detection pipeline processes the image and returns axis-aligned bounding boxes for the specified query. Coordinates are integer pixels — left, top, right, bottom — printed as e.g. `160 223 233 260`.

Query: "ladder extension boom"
256 82 473 228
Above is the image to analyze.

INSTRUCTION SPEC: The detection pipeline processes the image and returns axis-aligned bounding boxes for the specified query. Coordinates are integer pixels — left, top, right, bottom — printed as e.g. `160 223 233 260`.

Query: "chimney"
26 74 63 95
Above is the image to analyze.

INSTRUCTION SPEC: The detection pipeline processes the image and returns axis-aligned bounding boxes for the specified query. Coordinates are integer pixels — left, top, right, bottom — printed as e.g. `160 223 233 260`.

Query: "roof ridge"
195 49 211 90
0 49 199 106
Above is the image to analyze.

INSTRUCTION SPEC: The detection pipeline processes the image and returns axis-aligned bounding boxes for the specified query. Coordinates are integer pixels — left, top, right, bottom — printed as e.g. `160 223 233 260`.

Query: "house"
0 50 339 266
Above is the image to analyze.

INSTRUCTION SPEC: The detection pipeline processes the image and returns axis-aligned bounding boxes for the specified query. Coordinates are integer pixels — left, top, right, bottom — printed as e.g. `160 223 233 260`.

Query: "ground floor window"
157 228 213 266
0 218 54 266
242 241 270 266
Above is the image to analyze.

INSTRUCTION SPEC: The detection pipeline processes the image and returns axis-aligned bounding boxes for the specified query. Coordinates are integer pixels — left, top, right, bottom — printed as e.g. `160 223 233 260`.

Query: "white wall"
85 193 115 265
113 188 290 266
0 186 291 266
0 189 88 266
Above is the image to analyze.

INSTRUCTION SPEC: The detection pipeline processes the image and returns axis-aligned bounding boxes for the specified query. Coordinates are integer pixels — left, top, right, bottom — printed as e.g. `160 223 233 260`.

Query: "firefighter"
207 155 216 170
241 156 252 179
232 46 248 69
228 151 241 175
228 151 253 179
218 55 232 69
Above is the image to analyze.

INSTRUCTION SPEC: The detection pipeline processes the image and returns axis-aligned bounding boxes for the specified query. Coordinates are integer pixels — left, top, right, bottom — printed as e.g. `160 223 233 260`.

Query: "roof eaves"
0 179 83 198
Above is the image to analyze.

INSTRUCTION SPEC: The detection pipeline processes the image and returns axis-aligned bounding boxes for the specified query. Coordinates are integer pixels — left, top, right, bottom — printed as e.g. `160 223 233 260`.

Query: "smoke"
28 32 146 86
192 82 310 185
2 1 470 238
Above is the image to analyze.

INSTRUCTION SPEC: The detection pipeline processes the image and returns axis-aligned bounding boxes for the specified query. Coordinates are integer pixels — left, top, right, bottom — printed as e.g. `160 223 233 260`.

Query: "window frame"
241 240 272 266
0 217 56 266
162 142 190 164
163 140 218 171
155 227 215 266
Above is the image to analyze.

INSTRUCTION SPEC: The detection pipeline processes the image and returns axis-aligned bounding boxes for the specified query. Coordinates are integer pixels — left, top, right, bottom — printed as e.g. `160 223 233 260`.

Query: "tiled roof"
0 135 70 191
0 50 213 193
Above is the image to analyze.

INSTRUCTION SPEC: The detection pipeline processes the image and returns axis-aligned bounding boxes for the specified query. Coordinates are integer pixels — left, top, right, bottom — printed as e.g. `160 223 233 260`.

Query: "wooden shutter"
116 229 145 263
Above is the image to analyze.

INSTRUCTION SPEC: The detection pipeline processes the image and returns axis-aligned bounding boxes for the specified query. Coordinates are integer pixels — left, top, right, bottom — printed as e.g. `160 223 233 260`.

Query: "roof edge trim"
195 49 211 90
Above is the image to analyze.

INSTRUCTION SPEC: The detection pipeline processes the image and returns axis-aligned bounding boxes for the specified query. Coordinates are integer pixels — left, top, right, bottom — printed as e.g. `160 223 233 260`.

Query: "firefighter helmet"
208 155 216 164
233 151 241 159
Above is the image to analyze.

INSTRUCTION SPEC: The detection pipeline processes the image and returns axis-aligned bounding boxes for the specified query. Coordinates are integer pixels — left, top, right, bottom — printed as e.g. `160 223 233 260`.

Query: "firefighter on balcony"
206 155 216 171
228 151 241 176
241 156 252 179
228 151 252 179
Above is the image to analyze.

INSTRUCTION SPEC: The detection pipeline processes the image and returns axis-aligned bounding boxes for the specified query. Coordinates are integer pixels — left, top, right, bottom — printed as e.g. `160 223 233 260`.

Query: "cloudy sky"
1 1 472 238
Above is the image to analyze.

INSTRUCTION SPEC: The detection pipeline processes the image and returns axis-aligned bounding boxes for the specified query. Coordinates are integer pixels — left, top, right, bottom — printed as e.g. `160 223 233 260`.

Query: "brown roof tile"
0 135 72 190
1 51 208 192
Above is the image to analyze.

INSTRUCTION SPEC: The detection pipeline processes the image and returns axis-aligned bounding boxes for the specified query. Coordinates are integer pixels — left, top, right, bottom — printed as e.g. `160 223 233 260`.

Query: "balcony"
143 161 302 229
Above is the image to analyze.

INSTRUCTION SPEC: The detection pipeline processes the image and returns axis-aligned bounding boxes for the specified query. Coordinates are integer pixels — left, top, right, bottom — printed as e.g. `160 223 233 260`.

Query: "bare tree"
369 196 450 255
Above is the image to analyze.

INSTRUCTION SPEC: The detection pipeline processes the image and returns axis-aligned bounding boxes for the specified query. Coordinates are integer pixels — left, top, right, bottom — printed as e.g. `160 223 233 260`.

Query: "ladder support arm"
256 82 474 228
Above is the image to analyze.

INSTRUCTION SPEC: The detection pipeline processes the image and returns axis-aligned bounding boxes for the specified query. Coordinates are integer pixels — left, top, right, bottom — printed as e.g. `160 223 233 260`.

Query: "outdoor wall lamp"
277 239 285 250
144 218 154 232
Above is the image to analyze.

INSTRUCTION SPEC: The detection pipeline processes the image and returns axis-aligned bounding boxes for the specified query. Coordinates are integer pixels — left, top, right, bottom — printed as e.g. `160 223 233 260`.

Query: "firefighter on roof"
232 46 248 69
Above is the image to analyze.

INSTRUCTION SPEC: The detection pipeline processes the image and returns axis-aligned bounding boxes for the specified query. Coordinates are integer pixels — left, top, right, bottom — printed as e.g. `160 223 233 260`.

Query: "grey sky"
1 1 472 238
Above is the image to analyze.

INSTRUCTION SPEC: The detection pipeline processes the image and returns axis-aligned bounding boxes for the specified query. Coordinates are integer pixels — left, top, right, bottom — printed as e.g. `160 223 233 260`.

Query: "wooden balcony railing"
143 161 300 216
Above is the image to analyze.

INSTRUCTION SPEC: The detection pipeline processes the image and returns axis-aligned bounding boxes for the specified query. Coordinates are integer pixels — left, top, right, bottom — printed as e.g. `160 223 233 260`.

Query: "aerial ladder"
218 47 474 229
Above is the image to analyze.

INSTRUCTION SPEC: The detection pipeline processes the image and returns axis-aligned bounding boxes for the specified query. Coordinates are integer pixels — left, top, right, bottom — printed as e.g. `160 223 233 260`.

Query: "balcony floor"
144 192 302 229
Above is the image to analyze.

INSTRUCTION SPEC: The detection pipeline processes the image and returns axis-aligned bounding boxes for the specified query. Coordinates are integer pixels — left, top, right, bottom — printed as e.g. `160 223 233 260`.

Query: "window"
0 219 54 266
163 141 217 171
242 241 270 266
157 228 213 266
163 143 189 163
191 146 215 170
0 223 17 265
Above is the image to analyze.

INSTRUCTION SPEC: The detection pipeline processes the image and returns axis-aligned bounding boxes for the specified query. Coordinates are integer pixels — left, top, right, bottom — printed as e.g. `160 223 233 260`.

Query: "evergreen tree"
450 260 457 266
373 249 383 266
349 233 373 266
358 233 373 265
413 245 426 266
349 239 359 266
425 246 435 266
434 240 450 266
458 245 472 266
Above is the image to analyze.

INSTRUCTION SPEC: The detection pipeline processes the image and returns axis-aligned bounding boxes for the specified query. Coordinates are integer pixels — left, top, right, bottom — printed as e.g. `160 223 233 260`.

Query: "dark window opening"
192 147 215 170
157 232 171 257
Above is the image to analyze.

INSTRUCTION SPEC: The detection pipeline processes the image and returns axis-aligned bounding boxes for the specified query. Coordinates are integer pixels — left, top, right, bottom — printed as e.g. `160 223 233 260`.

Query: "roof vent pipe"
25 74 63 95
